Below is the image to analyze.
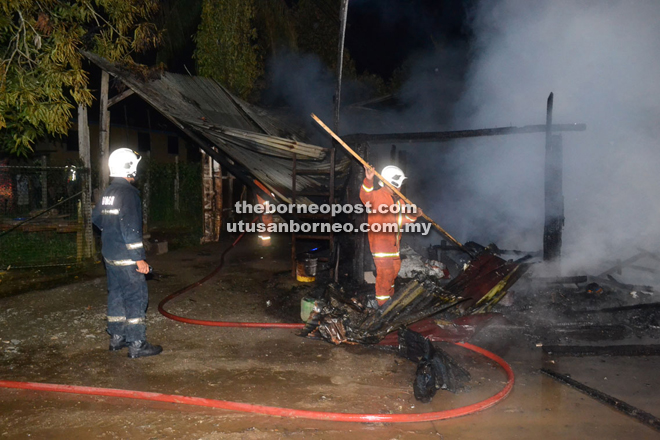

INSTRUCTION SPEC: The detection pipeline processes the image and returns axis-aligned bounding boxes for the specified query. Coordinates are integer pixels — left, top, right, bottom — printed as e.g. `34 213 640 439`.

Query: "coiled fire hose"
0 221 515 423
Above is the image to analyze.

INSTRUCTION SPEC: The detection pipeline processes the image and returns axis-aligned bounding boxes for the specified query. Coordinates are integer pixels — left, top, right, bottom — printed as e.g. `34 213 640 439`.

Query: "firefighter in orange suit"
360 165 423 306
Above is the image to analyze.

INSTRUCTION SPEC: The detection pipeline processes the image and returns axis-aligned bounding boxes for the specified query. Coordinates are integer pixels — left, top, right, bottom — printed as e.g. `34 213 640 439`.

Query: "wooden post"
174 156 180 212
291 153 297 277
227 174 234 218
329 148 335 257
200 153 222 243
348 142 368 283
40 155 47 209
334 0 349 133
99 71 111 192
201 152 212 243
212 159 222 241
78 104 93 259
142 171 150 235
543 93 564 273
143 147 151 235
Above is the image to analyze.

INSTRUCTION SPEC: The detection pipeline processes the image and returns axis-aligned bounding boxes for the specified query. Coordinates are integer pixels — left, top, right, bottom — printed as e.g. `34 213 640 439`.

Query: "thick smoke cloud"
261 50 336 143
263 0 660 280
447 0 660 277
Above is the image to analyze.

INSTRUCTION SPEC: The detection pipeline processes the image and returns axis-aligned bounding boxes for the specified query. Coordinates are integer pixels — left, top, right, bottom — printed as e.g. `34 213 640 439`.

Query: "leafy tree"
0 0 160 156
294 0 341 71
153 0 203 71
253 0 297 59
194 0 262 100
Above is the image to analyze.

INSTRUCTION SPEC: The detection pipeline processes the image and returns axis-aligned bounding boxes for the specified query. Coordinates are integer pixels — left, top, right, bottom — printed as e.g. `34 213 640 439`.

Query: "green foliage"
194 0 262 100
0 231 78 268
154 0 203 68
0 0 161 156
193 0 396 103
253 0 297 58
294 0 341 71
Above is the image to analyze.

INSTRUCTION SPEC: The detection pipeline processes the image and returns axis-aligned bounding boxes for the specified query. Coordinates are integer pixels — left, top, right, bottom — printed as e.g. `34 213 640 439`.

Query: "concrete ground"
0 235 658 439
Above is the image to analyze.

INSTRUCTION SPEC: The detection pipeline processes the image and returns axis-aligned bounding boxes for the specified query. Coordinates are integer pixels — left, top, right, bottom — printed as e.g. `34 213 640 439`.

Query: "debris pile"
300 247 529 402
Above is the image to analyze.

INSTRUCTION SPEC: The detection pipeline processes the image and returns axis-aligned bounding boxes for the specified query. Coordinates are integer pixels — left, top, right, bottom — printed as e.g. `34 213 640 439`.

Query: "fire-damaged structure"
300 245 529 402
83 52 351 270
83 54 660 408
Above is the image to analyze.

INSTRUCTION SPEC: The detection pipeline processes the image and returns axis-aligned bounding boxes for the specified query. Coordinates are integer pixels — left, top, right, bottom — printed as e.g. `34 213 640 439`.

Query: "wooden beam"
107 89 135 108
342 123 586 145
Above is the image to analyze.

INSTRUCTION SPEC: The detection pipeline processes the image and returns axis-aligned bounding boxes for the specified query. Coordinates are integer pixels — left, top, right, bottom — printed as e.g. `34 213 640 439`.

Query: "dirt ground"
0 234 659 439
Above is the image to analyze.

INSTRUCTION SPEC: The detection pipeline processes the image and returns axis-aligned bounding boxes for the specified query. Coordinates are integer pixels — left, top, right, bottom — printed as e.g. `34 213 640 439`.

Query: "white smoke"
261 1 660 281
444 0 660 277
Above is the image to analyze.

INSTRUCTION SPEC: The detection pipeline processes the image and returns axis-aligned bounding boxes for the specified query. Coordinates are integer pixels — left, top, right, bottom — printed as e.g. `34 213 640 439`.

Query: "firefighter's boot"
109 334 128 351
128 340 163 359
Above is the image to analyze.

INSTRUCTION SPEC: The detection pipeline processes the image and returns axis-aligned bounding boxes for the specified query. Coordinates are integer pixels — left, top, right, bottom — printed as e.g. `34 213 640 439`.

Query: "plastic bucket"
300 297 316 322
296 254 318 282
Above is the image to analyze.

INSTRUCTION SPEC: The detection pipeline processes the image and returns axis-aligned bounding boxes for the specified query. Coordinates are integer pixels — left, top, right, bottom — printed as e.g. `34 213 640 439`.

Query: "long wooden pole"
311 113 468 254
99 71 111 193
334 0 349 133
78 104 93 259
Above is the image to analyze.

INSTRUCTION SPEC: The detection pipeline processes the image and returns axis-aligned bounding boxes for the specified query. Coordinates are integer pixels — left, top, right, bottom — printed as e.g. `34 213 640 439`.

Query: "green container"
300 297 316 322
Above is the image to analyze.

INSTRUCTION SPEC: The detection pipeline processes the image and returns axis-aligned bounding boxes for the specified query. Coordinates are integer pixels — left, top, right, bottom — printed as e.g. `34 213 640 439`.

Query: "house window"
137 132 151 152
167 136 179 155
66 130 79 152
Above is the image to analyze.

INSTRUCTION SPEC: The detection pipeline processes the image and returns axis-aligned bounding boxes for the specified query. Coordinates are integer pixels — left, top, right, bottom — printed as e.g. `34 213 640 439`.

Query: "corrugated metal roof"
84 53 349 203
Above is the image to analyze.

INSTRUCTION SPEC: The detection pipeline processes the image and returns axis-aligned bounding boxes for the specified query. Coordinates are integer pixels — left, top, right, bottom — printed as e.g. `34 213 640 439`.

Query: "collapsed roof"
84 52 349 204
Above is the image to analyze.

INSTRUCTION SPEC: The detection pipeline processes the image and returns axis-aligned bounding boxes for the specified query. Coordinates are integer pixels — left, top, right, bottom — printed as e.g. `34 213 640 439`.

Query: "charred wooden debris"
498 249 660 344
299 246 529 402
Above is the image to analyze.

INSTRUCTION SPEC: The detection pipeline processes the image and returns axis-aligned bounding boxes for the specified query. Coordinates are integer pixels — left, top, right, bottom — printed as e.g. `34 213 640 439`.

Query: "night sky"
345 0 473 78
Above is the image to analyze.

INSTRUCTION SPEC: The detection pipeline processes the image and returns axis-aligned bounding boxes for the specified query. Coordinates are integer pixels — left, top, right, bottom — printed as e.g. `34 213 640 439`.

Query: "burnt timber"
541 368 660 432
542 344 660 357
342 123 586 145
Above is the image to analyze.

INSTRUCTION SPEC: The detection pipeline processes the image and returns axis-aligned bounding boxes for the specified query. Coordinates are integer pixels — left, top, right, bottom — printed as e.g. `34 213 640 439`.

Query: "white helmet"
379 165 406 189
108 148 141 178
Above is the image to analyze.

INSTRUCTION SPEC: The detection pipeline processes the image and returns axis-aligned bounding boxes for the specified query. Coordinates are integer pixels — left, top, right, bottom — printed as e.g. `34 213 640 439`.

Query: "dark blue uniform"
92 178 148 342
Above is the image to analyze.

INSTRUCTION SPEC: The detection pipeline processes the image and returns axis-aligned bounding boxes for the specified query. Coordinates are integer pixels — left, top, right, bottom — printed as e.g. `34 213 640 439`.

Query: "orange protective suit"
256 194 273 247
359 177 420 305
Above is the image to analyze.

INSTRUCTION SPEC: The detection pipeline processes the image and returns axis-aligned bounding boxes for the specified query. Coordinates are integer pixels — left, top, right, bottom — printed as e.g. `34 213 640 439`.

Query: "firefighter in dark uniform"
92 148 162 358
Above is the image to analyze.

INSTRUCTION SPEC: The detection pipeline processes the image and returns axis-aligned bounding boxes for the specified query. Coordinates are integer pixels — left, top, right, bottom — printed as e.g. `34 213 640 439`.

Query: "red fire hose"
0 222 515 423
157 219 304 329
0 343 512 423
